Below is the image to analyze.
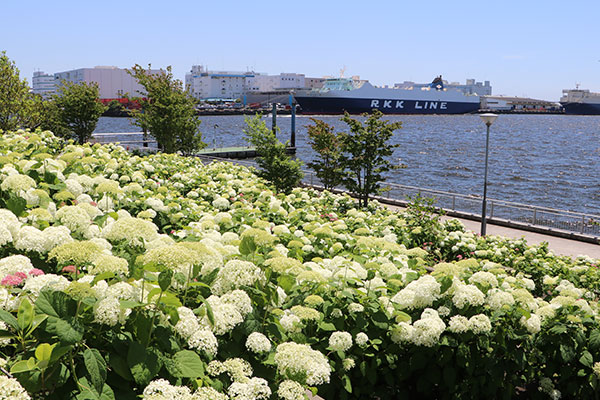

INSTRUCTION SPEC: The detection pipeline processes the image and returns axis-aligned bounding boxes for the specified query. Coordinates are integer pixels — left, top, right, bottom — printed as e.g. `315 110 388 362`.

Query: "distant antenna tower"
576 82 580 89
339 66 346 78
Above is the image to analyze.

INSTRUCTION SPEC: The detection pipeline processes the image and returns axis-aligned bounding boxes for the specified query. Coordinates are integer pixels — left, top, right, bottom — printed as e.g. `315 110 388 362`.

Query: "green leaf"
589 330 600 349
35 290 77 319
76 376 115 400
17 298 34 331
560 344 576 362
395 311 411 323
549 324 567 335
438 276 453 294
343 374 352 393
127 342 160 386
84 348 107 395
205 300 215 327
146 288 162 303
0 309 19 330
158 270 173 292
580 350 594 368
45 316 84 344
119 300 144 309
318 321 336 331
10 358 37 374
28 314 48 336
6 195 26 217
515 307 531 320
172 350 205 378
239 235 256 255
34 343 56 369
277 275 296 293
108 354 133 381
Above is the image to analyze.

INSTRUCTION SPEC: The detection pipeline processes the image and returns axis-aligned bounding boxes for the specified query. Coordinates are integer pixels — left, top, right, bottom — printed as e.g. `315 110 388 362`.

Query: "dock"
197 146 296 159
91 133 296 159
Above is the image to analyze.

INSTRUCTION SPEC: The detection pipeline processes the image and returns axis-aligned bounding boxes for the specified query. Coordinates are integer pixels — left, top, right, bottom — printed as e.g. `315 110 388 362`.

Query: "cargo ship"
294 76 481 115
560 86 600 115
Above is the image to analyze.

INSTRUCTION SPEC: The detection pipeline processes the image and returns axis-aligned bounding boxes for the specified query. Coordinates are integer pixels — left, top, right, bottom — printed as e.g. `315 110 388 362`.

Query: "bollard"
272 103 277 136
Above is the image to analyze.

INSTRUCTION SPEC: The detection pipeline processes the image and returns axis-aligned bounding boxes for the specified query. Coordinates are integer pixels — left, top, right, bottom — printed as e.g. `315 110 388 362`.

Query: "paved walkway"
445 216 600 259
384 204 600 259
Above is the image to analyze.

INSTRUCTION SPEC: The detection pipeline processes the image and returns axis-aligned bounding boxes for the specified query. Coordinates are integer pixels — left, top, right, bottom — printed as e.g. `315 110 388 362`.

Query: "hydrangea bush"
0 129 599 399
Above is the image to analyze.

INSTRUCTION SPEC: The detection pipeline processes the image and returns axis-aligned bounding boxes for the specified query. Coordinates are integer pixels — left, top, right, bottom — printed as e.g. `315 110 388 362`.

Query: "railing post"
533 209 537 225
452 195 456 210
581 215 586 234
490 201 494 219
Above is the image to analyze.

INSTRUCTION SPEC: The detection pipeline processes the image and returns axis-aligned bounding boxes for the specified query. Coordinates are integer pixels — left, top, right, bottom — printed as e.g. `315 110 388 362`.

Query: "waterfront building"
53 66 161 99
394 78 492 96
32 71 56 98
481 95 561 112
185 65 257 100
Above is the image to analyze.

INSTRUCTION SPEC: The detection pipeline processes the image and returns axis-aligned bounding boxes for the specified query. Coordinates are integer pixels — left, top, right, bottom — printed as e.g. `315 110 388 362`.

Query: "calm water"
95 115 600 215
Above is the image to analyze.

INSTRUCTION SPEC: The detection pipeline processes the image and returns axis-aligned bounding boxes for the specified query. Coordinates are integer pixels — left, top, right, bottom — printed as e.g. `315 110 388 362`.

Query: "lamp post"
479 113 498 236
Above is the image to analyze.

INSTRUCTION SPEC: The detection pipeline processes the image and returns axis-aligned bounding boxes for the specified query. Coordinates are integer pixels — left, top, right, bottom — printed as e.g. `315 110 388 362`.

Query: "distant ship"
560 86 600 115
294 75 481 115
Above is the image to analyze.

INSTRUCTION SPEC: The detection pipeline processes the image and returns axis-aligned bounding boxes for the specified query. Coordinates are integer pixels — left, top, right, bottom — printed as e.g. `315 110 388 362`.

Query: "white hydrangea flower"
199 295 244 336
228 378 271 400
13 226 46 253
468 314 492 334
274 342 331 386
280 312 302 333
277 380 305 400
211 260 266 295
469 271 498 287
221 289 253 317
246 332 272 353
329 331 353 352
188 330 218 357
391 275 441 310
94 297 130 326
355 332 369 347
23 274 69 300
411 309 446 347
175 306 199 340
486 288 515 310
452 283 485 309
520 314 541 334
447 315 470 334
142 378 191 399
0 375 31 400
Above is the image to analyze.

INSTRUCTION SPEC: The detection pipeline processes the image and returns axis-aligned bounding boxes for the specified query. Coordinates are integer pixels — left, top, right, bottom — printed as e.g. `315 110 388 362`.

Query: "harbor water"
94 115 600 215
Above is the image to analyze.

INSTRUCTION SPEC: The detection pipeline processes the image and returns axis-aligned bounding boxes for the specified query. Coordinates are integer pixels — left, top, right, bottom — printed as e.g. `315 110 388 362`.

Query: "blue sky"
2 0 599 100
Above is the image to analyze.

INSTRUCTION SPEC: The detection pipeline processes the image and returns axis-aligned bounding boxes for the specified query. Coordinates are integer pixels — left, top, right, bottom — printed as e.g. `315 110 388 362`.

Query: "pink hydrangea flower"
62 265 77 274
28 268 44 276
14 272 27 280
1 274 24 286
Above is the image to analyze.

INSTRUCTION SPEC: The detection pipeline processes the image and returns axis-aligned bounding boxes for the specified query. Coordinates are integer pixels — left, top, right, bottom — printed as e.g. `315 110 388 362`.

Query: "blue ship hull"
295 96 480 115
561 102 600 115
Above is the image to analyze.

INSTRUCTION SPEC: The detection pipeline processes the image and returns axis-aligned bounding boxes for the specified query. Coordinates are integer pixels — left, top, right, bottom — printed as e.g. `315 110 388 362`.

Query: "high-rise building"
32 71 56 98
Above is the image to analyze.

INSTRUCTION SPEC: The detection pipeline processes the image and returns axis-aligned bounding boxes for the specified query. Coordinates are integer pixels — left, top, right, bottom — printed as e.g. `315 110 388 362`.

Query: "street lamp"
479 113 498 236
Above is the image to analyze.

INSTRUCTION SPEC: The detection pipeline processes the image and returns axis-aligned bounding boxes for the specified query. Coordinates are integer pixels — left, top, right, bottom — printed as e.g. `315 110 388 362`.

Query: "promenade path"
384 204 600 259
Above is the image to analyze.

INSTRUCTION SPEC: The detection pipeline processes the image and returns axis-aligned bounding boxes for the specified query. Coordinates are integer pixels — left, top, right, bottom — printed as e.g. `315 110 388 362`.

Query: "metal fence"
197 155 600 239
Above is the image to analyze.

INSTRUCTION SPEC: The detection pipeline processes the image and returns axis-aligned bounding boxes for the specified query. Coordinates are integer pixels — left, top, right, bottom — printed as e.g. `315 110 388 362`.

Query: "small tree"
127 64 204 155
243 114 303 194
0 51 33 132
340 110 401 208
53 81 106 144
306 118 344 191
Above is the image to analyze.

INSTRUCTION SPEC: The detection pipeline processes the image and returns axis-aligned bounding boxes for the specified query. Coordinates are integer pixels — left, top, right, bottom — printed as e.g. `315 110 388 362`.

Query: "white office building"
53 66 160 99
32 71 56 98
185 65 257 100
